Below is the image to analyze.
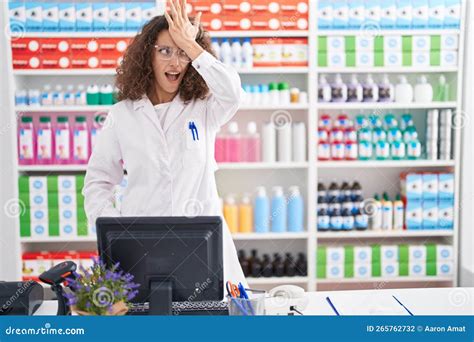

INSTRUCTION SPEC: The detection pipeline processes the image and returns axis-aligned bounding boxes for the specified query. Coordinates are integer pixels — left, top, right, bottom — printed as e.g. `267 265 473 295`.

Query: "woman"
82 0 247 288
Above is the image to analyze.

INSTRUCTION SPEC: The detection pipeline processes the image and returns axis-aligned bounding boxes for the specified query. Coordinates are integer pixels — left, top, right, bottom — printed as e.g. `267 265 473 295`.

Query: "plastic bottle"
269 82 280 105
395 75 413 103
271 186 287 233
55 116 71 164
393 194 404 230
347 74 363 102
36 116 53 164
378 74 395 102
318 75 332 102
241 38 253 69
340 181 351 202
331 74 348 102
75 85 87 106
403 126 419 143
375 140 390 160
227 122 241 162
27 89 41 106
406 139 422 159
350 181 363 202
287 186 304 232
52 85 64 106
317 182 327 203
317 206 330 231
73 116 89 164
214 128 227 162
381 192 393 230
296 253 307 276
239 194 253 233
86 84 100 105
241 122 260 162
223 195 239 234
328 181 340 204
387 127 402 143
254 186 270 233
231 38 242 69
40 85 53 106
273 254 285 277
341 208 354 231
250 251 262 277
400 113 414 131
90 114 102 153
277 120 292 162
391 140 406 160
63 85 75 105
435 75 450 101
18 116 35 165
362 74 379 102
369 194 383 230
284 253 296 277
100 84 114 105
414 75 433 103
292 122 306 162
330 208 343 231
15 89 28 106
260 84 270 106
262 121 276 162
354 207 369 230
279 82 291 105
211 38 220 61
220 38 232 65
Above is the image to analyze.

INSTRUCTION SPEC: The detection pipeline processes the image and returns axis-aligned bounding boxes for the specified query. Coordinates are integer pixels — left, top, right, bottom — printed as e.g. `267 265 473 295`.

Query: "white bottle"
52 85 64 106
331 74 348 102
414 75 433 103
277 120 292 162
211 38 220 61
75 84 87 105
381 193 393 230
241 38 253 69
370 194 383 230
395 75 414 103
231 38 242 69
347 74 363 102
292 122 306 162
318 75 332 102
262 121 276 162
393 195 404 230
41 85 53 106
362 74 379 102
64 85 75 105
220 38 232 65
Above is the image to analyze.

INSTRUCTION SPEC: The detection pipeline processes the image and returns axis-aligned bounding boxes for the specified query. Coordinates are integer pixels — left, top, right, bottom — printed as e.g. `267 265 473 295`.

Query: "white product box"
318 0 333 29
26 3 42 31
381 245 398 262
126 3 142 31
29 176 48 194
356 51 374 67
396 0 412 28
437 245 454 261
413 51 430 67
354 246 372 264
384 35 402 51
380 0 397 28
42 4 59 31
404 173 423 199
327 52 346 67
429 0 445 28
332 0 349 29
58 176 76 193
9 2 26 31
384 51 402 66
437 261 454 276
109 4 126 31
438 173 454 200
409 261 426 276
76 4 92 31
406 199 422 229
59 192 77 209
30 192 47 207
409 245 427 262
356 36 374 51
326 247 345 265
348 0 364 29
30 218 49 238
444 0 461 28
141 2 157 26
59 3 76 31
381 262 398 277
438 199 454 229
441 50 458 66
59 220 77 237
327 264 344 279
327 36 345 53
354 263 371 278
365 0 381 26
412 35 430 51
93 3 109 31
441 34 459 50
422 173 438 200
412 0 429 28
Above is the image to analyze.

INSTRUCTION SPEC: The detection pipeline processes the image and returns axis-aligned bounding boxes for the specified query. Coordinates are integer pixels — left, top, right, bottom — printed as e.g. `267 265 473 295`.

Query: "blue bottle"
254 186 269 233
341 208 354 231
288 186 304 232
330 208 343 231
317 207 330 231
271 186 287 233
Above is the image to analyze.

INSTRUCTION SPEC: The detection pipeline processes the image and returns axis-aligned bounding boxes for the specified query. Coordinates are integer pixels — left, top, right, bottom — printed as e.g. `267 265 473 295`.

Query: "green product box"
76 175 85 193
399 262 409 276
317 264 326 279
430 35 441 52
426 262 437 276
372 262 381 277
345 52 356 67
345 36 356 53
430 50 441 66
318 52 328 67
402 36 412 52
47 175 59 193
426 243 437 263
372 244 381 264
318 36 327 53
399 244 409 263
374 36 384 52
317 246 327 265
374 51 384 67
402 52 412 66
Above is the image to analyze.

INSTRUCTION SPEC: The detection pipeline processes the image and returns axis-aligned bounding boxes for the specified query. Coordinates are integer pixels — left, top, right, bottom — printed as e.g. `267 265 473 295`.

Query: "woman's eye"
159 48 171 56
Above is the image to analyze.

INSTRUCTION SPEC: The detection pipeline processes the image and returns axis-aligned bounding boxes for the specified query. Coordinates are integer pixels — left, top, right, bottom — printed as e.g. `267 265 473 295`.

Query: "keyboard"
127 301 229 316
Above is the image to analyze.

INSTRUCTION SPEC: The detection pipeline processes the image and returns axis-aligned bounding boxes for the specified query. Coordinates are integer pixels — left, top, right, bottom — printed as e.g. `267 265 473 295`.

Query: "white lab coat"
82 50 247 289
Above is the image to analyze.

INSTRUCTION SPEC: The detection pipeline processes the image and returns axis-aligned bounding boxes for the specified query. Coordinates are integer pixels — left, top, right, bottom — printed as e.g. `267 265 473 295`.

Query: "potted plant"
64 258 140 316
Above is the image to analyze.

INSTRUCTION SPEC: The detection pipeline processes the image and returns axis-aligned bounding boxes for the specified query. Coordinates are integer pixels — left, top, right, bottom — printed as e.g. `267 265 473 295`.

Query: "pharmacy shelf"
13 69 117 76
317 160 455 169
317 102 457 110
15 105 112 112
232 232 309 240
317 29 461 36
316 230 454 239
317 276 454 284
18 165 88 172
246 277 309 285
218 162 308 170
239 104 309 110
237 67 309 74
318 66 458 74
20 237 96 243
210 30 309 38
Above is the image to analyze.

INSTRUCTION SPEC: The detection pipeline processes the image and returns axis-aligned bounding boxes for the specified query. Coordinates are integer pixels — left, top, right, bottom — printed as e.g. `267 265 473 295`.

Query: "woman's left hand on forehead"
164 0 202 49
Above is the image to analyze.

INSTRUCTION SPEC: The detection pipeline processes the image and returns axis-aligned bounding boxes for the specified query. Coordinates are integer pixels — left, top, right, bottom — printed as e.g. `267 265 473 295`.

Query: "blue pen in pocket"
188 121 199 141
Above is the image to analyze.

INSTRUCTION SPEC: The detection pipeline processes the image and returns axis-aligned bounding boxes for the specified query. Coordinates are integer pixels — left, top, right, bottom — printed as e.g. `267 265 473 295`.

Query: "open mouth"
165 71 181 82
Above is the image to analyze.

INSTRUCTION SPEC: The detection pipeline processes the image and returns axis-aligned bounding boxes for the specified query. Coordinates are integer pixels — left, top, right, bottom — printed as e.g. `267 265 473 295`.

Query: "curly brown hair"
115 15 214 103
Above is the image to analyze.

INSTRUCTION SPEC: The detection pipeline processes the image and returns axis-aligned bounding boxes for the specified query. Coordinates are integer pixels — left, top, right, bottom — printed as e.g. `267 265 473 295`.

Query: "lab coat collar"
133 94 185 133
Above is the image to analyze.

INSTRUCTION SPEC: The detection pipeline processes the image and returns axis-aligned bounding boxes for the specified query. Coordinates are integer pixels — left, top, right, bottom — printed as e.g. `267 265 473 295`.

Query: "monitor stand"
148 276 173 315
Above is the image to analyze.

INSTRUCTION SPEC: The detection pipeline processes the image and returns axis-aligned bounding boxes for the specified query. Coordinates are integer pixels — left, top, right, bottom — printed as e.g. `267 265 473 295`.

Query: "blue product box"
396 0 412 28
93 3 109 31
141 2 157 26
126 3 142 31
412 0 429 28
76 3 92 31
438 199 454 229
332 0 349 29
429 0 445 28
438 173 454 200
109 4 126 31
422 199 438 229
348 0 364 29
9 1 26 33
365 0 381 28
318 0 333 29
406 199 422 230
444 0 461 28
422 173 438 200
42 3 58 32
59 3 75 31
380 0 397 29
26 3 43 31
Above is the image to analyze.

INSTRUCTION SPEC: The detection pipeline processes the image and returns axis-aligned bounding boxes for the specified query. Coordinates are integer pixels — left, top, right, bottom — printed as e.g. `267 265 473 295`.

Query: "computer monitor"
96 216 224 315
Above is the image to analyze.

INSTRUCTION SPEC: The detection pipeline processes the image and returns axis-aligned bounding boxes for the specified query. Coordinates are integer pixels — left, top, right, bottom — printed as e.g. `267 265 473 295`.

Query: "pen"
192 122 199 140
326 296 340 316
392 295 414 316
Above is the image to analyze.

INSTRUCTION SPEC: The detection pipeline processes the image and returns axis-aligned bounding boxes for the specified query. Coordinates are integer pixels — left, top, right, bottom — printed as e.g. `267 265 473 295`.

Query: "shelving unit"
3 0 467 292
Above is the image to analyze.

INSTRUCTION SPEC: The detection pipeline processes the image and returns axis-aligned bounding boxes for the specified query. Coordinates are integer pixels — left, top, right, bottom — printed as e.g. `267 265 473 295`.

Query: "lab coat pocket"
183 119 205 167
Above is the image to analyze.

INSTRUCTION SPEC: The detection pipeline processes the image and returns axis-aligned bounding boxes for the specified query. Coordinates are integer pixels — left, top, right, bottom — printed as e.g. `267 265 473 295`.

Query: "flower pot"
72 301 129 316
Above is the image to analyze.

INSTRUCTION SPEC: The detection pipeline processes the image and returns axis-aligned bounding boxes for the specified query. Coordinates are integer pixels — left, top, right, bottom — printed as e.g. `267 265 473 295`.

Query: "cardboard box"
42 3 59 32
412 0 429 28
429 0 445 28
438 199 454 229
318 0 333 29
59 3 76 31
109 3 126 31
406 199 422 229
76 3 92 31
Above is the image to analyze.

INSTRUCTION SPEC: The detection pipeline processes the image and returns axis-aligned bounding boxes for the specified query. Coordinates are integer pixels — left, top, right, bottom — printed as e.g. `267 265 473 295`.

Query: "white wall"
460 1 474 286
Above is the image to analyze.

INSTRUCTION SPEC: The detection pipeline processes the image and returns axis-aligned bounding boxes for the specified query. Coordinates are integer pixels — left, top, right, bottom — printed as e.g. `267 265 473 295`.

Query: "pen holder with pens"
228 294 266 316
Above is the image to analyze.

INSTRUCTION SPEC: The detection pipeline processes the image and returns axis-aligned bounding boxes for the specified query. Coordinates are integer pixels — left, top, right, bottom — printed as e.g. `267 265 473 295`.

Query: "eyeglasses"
154 45 191 64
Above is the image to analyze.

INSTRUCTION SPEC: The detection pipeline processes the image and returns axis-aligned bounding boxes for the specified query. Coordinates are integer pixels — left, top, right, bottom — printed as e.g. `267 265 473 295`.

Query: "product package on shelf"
316 243 454 279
